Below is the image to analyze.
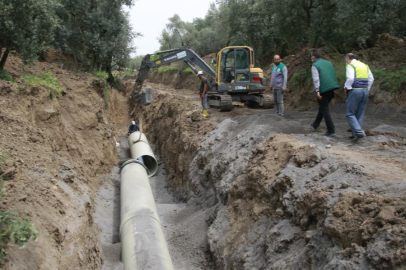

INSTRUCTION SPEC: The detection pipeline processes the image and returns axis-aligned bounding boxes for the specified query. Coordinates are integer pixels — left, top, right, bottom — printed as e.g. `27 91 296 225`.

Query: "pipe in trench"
128 131 158 177
119 135 173 270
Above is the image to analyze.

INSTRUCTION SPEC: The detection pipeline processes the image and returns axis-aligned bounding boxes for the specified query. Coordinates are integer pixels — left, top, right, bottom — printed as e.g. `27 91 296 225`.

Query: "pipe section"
128 132 158 176
120 159 174 270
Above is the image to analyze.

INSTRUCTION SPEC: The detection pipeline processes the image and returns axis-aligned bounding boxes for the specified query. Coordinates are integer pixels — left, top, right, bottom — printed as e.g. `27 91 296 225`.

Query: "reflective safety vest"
347 60 369 89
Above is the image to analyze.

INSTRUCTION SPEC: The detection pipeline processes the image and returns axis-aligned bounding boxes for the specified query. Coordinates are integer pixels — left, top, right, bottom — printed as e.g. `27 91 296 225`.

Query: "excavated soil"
129 80 406 270
2 48 406 270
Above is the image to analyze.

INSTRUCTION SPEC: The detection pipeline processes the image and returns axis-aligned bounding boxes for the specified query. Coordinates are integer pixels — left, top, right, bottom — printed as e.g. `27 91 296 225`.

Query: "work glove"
201 94 205 99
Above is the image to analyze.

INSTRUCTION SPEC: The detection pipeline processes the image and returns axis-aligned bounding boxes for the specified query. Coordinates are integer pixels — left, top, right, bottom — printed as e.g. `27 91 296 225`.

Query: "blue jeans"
273 88 284 115
201 94 208 110
346 89 369 136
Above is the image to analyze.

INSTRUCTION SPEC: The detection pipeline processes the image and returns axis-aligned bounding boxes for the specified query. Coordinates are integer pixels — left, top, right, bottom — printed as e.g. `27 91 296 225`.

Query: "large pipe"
128 132 158 176
120 159 174 270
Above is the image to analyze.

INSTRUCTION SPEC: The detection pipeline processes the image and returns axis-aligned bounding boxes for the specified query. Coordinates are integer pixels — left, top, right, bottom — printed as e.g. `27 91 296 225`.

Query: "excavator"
132 46 273 111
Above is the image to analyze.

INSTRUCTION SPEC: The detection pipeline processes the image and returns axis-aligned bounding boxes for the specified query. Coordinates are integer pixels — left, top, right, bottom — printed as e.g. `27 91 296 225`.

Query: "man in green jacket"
310 50 340 137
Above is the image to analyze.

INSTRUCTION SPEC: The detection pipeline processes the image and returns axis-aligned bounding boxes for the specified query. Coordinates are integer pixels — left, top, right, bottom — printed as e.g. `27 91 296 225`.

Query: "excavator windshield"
219 48 250 84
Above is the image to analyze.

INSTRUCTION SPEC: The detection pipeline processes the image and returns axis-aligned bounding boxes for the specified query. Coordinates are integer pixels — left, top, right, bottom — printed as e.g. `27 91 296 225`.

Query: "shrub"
22 71 62 99
0 71 15 83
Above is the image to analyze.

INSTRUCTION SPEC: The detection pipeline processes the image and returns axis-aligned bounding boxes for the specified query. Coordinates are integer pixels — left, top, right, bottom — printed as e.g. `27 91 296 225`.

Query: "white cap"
197 71 203 76
132 121 135 125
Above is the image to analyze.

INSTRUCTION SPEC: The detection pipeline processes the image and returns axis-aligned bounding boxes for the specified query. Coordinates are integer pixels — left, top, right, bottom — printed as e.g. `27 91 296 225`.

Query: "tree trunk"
0 48 10 72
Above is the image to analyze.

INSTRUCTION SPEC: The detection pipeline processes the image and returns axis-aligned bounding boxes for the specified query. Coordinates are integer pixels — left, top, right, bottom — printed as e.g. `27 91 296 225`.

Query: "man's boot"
202 110 208 117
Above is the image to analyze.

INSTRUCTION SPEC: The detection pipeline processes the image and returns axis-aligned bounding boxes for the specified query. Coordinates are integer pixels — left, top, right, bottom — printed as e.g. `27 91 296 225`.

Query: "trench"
94 135 214 270
93 85 406 270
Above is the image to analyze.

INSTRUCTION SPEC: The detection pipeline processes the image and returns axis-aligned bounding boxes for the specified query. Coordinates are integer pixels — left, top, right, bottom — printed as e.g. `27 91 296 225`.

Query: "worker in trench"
197 71 209 117
128 120 139 136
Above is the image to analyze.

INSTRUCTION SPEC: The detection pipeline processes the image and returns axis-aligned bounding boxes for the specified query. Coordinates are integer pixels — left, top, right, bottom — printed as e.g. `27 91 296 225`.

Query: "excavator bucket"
139 87 152 106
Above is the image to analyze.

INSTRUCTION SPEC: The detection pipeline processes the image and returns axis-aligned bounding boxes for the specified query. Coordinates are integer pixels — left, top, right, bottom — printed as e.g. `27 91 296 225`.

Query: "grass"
158 66 178 74
22 71 62 99
91 70 109 80
371 67 406 94
182 67 194 74
0 70 15 83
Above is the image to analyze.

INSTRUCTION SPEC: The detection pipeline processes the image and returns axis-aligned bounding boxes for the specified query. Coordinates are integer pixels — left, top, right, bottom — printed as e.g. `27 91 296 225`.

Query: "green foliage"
0 0 59 67
373 67 406 93
91 70 109 80
126 56 144 71
182 67 194 74
22 71 62 99
158 66 179 74
157 0 406 64
290 68 312 89
0 210 39 263
0 71 15 83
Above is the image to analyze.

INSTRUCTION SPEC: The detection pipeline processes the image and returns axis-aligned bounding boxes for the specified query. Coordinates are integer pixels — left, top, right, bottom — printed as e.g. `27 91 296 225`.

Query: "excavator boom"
133 48 216 95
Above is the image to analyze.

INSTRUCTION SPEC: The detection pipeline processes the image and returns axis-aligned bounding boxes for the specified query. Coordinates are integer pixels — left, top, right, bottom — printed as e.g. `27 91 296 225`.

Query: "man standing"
270 55 288 116
197 71 209 117
344 53 374 140
310 50 339 137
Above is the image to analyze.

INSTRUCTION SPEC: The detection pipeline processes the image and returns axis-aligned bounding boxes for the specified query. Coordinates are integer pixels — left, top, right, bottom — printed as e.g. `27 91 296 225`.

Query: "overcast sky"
127 0 213 56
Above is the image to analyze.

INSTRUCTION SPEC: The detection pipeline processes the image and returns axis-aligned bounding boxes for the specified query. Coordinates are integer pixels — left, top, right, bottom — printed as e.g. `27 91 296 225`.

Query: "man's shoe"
310 122 317 131
324 132 336 137
351 134 365 141
347 128 352 132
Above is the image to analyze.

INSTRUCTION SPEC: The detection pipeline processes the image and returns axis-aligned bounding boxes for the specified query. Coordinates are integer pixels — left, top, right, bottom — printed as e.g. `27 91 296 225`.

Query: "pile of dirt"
0 53 124 269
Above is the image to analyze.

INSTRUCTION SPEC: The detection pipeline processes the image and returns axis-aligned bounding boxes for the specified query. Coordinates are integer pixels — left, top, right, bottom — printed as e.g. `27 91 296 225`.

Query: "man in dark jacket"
310 50 339 137
128 121 139 135
197 71 209 117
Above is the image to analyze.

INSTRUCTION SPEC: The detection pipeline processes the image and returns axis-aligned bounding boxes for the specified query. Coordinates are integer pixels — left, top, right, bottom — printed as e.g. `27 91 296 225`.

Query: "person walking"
197 71 209 117
310 50 339 137
270 55 288 116
344 53 374 140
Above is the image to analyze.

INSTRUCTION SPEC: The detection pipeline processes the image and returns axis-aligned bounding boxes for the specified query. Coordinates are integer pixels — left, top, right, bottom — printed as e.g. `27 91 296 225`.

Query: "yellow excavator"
132 46 273 111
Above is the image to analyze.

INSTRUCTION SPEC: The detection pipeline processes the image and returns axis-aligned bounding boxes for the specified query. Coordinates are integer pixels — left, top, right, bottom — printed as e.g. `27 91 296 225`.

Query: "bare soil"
1 45 406 270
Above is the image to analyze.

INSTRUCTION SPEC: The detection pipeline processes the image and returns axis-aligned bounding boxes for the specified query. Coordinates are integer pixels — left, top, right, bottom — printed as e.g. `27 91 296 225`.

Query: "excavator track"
262 95 274 109
208 94 234 111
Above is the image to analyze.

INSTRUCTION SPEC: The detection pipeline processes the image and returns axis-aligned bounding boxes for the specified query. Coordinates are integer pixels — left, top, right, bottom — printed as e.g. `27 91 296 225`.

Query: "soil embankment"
0 53 124 269
129 79 406 269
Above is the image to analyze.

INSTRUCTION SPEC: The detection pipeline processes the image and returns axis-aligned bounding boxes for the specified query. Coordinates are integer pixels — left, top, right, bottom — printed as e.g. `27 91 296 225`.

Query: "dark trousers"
313 89 336 133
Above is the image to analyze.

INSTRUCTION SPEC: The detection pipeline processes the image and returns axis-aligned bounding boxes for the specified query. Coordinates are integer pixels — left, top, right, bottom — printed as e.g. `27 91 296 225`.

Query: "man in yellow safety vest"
344 53 374 140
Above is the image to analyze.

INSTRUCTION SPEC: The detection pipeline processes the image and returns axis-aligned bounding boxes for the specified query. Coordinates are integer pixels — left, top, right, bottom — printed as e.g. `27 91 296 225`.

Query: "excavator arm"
132 48 216 98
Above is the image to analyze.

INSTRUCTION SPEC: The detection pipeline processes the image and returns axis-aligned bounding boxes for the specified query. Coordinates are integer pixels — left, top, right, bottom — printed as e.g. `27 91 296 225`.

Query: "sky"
127 0 213 56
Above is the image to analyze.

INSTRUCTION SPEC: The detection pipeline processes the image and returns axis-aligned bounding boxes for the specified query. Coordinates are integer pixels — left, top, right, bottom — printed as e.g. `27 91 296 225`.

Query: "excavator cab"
219 48 250 83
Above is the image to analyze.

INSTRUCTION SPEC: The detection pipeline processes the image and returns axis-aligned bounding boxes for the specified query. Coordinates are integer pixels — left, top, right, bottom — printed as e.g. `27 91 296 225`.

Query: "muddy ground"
131 82 406 270
1 50 406 270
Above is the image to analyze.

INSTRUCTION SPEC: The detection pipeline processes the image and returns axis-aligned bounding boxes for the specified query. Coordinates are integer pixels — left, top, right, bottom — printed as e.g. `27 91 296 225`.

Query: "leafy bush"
91 70 109 80
0 71 15 83
0 210 39 263
22 72 62 99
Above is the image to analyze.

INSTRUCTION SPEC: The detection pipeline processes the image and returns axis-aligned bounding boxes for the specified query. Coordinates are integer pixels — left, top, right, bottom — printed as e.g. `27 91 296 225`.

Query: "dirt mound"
0 53 124 269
